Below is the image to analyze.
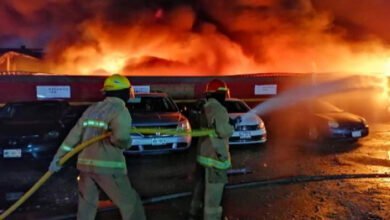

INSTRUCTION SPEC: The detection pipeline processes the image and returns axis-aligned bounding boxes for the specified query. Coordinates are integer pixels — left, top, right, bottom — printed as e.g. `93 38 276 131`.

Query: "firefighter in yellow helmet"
189 79 239 220
49 74 145 220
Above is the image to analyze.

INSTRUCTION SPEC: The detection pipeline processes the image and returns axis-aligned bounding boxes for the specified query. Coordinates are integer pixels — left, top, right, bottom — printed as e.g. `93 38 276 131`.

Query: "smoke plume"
0 0 389 75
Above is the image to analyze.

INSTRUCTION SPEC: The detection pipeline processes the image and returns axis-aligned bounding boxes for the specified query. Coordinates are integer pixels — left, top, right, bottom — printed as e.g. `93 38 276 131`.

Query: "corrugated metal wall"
0 74 313 105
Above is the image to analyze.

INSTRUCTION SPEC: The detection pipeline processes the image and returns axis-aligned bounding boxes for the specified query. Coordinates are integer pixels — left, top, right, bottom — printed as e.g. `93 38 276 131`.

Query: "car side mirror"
178 105 188 115
60 108 81 126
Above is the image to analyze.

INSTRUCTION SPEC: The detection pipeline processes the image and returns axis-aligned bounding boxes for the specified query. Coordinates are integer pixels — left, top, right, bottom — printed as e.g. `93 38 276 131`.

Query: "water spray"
242 75 386 120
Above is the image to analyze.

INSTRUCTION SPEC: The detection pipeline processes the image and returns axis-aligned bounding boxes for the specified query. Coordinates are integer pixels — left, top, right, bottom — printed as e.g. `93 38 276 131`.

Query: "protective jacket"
196 98 234 170
54 97 132 174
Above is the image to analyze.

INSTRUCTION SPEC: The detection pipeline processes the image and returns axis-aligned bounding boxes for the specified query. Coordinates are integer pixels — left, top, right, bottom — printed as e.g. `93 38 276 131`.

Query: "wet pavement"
1 123 389 219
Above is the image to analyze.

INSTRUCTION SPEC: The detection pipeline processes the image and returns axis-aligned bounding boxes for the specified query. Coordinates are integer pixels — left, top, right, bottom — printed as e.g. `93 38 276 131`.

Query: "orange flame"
42 2 390 77
1 0 390 77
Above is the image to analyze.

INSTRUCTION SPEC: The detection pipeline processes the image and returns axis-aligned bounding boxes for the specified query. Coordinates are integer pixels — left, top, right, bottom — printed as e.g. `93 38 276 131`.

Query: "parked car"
225 98 267 145
184 98 267 146
125 92 192 154
274 100 369 142
0 101 82 159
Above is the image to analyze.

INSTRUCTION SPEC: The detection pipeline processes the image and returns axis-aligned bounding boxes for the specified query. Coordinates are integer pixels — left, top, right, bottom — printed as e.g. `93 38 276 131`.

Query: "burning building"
0 47 47 73
0 0 389 76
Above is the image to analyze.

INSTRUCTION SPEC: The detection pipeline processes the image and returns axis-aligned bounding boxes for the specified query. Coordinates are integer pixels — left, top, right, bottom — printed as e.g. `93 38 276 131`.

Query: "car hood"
132 112 186 126
0 120 61 138
314 112 363 123
229 112 261 125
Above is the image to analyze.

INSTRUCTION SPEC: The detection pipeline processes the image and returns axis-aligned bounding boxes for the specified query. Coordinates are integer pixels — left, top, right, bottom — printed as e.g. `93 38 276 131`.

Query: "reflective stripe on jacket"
196 98 234 171
197 155 231 170
82 119 109 129
54 97 132 174
78 158 126 169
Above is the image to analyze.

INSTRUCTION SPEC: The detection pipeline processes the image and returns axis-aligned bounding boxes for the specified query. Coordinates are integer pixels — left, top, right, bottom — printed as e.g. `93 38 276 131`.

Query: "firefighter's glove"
49 156 62 172
229 116 242 128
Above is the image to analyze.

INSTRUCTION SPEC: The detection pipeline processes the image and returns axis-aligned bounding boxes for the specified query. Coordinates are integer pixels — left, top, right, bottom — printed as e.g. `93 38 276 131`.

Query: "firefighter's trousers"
77 172 146 220
190 166 226 220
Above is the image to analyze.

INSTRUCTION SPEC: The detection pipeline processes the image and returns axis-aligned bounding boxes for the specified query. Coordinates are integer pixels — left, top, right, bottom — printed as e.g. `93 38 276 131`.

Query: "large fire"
0 0 390 76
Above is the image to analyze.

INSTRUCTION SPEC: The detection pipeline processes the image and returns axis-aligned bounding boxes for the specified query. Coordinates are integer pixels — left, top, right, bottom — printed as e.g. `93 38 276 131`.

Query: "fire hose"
0 128 216 220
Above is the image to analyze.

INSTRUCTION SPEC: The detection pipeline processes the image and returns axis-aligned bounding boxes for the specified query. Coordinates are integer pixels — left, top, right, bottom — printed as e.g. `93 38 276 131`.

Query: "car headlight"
328 121 339 128
258 120 265 129
177 120 191 131
44 130 60 139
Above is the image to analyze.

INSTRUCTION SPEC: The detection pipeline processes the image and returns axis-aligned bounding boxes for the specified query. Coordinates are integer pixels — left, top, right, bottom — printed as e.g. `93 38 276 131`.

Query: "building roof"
0 46 44 59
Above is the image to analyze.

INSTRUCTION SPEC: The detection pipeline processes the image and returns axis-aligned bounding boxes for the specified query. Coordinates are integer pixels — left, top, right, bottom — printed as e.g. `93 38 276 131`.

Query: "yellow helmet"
102 74 131 91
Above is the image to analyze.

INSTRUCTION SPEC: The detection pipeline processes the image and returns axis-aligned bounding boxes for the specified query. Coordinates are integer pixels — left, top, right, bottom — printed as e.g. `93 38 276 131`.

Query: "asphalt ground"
1 123 389 219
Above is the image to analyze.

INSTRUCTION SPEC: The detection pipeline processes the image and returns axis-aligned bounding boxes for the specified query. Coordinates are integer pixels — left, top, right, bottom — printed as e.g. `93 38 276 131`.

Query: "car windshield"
310 101 343 113
127 96 178 113
223 100 250 113
0 103 62 121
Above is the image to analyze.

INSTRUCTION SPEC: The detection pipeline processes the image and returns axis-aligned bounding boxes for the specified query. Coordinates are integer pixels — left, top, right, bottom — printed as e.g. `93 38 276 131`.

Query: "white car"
224 98 267 145
184 98 267 146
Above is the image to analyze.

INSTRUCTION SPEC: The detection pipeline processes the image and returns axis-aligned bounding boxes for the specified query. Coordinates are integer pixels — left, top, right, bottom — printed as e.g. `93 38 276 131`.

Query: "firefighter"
189 79 239 220
48 74 145 220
